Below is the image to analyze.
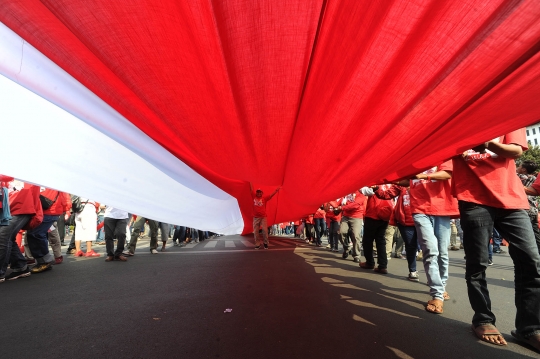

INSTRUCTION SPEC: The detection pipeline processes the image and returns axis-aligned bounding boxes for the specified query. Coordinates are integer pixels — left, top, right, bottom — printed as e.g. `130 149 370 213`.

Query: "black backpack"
40 191 60 210
71 196 88 213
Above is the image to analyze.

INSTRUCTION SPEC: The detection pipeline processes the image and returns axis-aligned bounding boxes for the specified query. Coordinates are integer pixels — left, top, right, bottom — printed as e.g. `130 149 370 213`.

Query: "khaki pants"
450 220 458 247
384 225 396 257
253 217 269 246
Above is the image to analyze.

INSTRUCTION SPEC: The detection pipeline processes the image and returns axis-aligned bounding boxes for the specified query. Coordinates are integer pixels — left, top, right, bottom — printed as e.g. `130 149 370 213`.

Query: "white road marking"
204 241 218 248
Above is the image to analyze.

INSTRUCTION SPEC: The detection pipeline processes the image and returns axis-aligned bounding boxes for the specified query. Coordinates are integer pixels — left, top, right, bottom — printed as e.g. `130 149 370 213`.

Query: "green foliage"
518 145 540 173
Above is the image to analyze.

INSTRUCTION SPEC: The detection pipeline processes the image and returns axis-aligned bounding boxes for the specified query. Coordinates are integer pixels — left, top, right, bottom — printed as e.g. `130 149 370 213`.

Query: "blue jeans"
0 214 30 278
459 201 540 336
413 214 450 301
397 224 417 272
492 228 502 252
26 214 58 264
173 226 186 243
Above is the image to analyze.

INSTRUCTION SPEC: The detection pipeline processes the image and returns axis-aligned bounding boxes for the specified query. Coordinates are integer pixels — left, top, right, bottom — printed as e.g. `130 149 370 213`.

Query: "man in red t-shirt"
409 160 458 314
249 183 281 249
338 191 367 262
453 128 540 351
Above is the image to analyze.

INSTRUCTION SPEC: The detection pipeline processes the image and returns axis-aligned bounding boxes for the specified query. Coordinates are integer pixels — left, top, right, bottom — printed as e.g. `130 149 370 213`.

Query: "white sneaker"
408 271 419 282
151 249 158 254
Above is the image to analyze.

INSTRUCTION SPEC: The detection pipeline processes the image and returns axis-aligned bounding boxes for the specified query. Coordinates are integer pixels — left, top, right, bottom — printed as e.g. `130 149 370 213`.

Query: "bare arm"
525 186 539 196
268 186 282 200
474 141 523 159
415 170 452 181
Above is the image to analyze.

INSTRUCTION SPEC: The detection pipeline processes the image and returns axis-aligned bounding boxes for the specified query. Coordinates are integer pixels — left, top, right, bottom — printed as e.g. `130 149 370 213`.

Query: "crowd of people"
249 128 540 353
2 128 540 353
0 181 218 271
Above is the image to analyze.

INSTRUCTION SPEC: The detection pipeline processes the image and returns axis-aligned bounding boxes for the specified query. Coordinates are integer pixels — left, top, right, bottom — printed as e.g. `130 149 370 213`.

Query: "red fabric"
375 185 414 226
452 129 529 209
409 160 459 216
365 185 394 221
339 192 367 218
41 189 72 215
305 215 314 225
2 2 540 232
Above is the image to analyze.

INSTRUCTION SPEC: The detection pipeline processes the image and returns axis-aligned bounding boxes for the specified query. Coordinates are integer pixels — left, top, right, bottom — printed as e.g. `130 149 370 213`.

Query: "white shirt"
104 206 129 219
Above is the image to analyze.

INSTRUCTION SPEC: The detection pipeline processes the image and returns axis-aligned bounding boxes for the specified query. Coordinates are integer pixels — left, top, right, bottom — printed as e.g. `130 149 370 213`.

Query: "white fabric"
0 22 243 234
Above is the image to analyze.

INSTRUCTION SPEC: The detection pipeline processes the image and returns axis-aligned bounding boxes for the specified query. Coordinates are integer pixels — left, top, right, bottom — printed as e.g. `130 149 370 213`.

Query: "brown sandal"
425 298 444 314
473 324 507 346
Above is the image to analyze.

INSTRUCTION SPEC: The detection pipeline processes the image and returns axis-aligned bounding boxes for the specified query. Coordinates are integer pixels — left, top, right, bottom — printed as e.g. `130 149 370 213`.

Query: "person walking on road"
249 183 281 249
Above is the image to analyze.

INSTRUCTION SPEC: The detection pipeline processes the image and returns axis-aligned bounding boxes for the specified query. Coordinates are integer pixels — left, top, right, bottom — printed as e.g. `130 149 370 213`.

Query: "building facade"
526 122 540 146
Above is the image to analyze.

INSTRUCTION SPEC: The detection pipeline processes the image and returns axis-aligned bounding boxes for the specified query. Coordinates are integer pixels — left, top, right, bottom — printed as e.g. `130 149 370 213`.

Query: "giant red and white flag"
1 1 540 234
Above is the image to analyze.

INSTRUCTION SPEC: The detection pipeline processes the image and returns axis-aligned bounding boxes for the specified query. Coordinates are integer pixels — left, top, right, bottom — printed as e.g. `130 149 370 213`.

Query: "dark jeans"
0 214 30 277
492 228 502 251
305 224 314 240
397 224 417 272
459 200 540 337
104 217 128 257
328 220 340 250
314 218 325 245
529 211 540 254
57 212 66 242
362 217 389 268
27 214 58 263
173 226 186 243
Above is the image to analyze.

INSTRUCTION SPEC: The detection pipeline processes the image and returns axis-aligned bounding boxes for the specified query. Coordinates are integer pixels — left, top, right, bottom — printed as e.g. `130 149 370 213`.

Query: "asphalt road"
1 235 538 358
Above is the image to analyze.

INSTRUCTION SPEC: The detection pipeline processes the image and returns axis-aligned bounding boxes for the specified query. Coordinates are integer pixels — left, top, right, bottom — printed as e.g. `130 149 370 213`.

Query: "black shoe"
353 257 360 263
6 267 31 280
264 244 268 249
255 246 261 250
30 262 53 274
60 241 67 246
488 259 493 266
494 249 505 254
342 250 349 259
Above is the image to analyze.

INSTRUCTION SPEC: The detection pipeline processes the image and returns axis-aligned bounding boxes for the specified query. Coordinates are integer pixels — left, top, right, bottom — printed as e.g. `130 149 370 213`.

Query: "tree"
519 145 540 174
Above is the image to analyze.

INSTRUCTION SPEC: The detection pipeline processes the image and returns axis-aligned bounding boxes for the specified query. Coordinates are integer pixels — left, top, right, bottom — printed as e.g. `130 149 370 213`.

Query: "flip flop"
511 330 540 353
472 324 506 346
425 299 443 314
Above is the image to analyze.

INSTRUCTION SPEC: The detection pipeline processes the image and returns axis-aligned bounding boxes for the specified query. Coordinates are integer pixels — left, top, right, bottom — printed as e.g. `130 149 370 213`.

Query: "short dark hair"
520 160 538 174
